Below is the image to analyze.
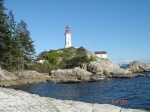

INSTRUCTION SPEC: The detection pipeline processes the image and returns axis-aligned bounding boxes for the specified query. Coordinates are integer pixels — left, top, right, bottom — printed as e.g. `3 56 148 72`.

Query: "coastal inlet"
11 72 150 110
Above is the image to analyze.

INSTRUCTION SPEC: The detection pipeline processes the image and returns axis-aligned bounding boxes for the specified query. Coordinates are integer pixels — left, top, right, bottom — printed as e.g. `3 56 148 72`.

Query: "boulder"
81 58 120 77
87 61 103 75
85 50 120 73
111 68 144 78
95 57 120 72
50 67 93 82
126 61 150 72
0 70 50 87
111 68 132 75
51 67 92 77
13 70 47 79
80 63 88 71
103 69 112 78
51 67 107 82
0 69 18 81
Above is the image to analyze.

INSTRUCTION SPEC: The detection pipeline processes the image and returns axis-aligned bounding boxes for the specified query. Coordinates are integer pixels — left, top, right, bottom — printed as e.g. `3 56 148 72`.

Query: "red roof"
95 51 107 54
66 30 70 33
66 26 70 29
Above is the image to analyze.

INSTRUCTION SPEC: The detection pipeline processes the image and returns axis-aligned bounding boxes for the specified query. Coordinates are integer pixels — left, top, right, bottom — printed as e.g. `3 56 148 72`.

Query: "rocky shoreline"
0 87 149 112
0 70 49 87
48 59 147 83
0 59 150 87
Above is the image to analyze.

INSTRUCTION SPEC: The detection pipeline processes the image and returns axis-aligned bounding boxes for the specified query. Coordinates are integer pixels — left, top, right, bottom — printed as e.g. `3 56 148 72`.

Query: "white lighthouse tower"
65 26 72 48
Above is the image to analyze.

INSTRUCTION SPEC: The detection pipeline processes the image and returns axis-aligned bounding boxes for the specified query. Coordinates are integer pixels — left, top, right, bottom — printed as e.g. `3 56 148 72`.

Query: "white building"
95 51 108 58
38 60 46 64
65 26 72 48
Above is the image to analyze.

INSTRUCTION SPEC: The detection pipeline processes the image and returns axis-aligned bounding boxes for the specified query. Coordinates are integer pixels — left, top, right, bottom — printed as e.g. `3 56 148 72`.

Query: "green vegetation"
0 0 35 71
36 47 94 72
30 61 58 73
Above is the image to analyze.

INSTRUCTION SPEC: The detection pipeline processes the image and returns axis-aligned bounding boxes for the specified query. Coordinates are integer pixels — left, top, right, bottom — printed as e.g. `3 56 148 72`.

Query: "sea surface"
11 72 150 110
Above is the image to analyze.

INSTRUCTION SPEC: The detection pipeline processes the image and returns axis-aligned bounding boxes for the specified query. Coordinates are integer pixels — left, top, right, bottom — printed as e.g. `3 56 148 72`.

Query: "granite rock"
14 70 47 79
126 61 150 72
111 68 144 78
0 87 148 112
0 70 18 81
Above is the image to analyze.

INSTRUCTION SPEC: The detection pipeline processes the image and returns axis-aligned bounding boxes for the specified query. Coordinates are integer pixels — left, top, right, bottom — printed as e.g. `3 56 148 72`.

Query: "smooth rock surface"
127 61 150 72
50 67 93 82
0 69 18 80
14 70 47 79
111 68 144 78
85 50 120 73
51 67 93 76
80 58 120 77
50 59 146 82
0 70 49 87
95 57 120 72
0 87 148 112
87 61 103 75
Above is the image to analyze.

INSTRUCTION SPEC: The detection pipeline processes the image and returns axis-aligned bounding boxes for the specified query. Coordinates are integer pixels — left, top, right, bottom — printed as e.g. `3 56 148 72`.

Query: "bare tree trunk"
21 55 24 70
9 37 12 69
21 46 24 71
9 53 12 69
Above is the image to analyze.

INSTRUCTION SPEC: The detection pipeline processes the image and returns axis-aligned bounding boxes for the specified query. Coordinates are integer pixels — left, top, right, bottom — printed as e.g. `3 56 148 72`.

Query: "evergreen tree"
8 10 16 37
7 10 20 69
16 20 35 70
0 0 12 69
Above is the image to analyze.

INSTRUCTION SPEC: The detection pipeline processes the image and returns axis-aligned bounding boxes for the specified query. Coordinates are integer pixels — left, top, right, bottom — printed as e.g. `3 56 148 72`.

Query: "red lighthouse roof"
66 26 70 34
95 51 107 54
66 26 70 29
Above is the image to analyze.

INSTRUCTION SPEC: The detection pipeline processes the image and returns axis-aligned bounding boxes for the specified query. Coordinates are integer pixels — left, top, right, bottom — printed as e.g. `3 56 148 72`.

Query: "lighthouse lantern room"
65 26 72 48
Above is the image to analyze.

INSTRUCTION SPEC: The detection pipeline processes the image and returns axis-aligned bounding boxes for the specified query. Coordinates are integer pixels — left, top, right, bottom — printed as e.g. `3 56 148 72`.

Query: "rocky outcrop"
51 58 146 81
0 58 148 86
50 67 95 82
50 59 146 82
86 61 103 75
0 70 49 87
111 68 144 78
85 50 120 73
50 67 106 82
14 70 47 79
0 87 148 112
0 70 18 80
126 61 150 72
95 57 120 72
81 57 120 73
51 67 93 76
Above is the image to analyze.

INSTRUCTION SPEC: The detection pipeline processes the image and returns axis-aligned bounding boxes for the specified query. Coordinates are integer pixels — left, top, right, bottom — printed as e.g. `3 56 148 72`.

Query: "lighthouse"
65 26 72 48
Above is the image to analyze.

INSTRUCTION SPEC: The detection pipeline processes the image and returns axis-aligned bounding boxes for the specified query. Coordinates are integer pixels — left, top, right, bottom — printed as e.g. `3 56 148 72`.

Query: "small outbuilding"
95 51 108 58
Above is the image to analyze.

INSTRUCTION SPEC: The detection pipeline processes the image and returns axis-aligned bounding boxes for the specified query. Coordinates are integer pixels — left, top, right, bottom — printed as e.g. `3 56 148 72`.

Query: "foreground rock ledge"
0 87 148 112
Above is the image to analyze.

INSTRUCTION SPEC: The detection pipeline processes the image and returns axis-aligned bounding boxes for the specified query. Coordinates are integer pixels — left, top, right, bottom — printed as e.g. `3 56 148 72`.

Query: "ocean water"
11 72 150 110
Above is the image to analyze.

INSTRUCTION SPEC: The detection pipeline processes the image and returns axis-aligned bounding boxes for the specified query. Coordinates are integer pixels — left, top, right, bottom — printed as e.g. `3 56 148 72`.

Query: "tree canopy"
0 0 35 70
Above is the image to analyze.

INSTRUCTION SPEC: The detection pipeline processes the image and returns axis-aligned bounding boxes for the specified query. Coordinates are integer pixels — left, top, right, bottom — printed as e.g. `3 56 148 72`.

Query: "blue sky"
4 0 150 61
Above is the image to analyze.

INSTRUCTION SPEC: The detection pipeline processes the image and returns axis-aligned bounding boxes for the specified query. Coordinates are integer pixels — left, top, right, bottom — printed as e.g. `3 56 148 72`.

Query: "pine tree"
16 20 35 70
7 10 20 69
0 0 12 69
8 10 16 37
